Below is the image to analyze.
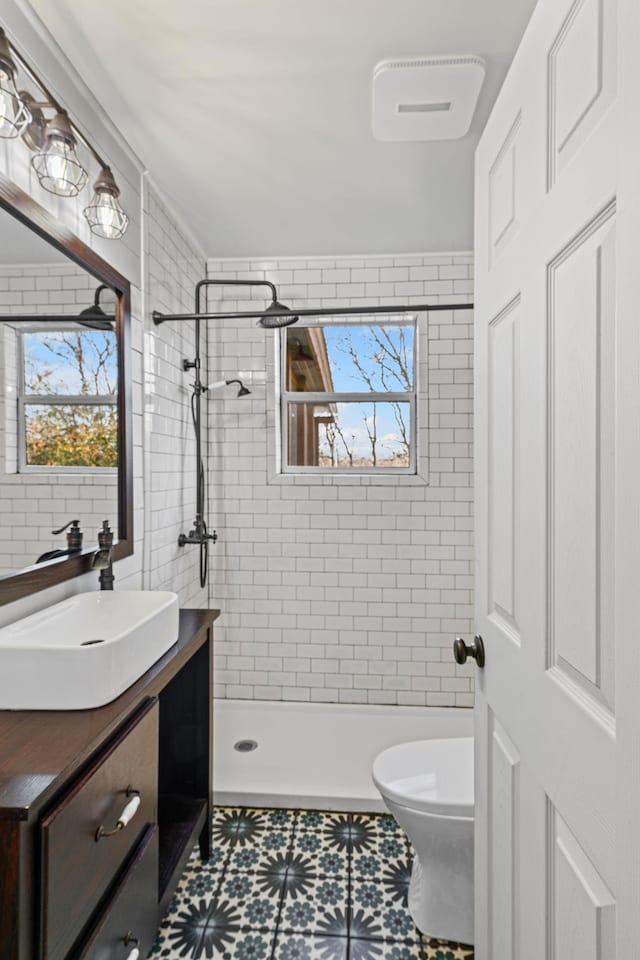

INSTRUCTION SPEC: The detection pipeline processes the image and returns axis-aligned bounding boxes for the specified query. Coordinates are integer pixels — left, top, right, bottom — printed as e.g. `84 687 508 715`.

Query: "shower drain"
234 739 258 753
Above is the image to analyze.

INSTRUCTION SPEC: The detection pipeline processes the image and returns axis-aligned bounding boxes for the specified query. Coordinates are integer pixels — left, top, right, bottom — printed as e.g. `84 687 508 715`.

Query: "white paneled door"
472 0 634 956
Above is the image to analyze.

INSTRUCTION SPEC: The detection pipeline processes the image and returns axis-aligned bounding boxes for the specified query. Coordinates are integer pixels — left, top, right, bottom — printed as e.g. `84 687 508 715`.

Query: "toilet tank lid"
372 737 474 818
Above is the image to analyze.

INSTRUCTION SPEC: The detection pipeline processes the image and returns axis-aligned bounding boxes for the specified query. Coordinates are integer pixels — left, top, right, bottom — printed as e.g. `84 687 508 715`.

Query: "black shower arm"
194 278 278 315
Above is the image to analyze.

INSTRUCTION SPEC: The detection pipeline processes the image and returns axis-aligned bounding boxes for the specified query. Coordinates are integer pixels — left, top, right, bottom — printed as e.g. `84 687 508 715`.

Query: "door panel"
548 0 616 186
488 297 521 641
488 714 520 959
548 209 616 711
549 807 616 959
474 0 618 955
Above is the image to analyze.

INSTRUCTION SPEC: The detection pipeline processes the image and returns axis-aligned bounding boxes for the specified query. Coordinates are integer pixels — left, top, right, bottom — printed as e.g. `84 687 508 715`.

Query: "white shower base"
213 699 473 812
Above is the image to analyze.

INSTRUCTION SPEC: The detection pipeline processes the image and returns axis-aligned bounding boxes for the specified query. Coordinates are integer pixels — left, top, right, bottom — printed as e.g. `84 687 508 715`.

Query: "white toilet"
372 737 474 945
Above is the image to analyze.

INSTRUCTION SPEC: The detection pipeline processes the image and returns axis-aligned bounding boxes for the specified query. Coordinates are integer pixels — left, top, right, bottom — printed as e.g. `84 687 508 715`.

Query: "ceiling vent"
372 55 486 142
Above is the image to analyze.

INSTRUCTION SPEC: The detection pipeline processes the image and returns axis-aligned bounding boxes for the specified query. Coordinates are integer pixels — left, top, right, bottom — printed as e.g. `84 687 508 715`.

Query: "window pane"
24 404 118 467
286 324 414 393
287 401 411 468
23 330 117 397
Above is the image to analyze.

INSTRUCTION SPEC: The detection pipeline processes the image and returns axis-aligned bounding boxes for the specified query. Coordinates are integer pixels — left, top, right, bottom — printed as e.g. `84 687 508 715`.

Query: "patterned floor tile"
317 814 378 857
279 876 350 934
146 807 473 960
292 831 350 872
295 810 351 832
224 837 297 878
217 869 283 927
348 903 419 945
212 808 276 849
213 805 243 824
245 807 299 830
293 843 349 878
273 932 349 960
369 814 406 840
421 940 474 960
348 939 423 960
156 895 243 958
378 861 413 910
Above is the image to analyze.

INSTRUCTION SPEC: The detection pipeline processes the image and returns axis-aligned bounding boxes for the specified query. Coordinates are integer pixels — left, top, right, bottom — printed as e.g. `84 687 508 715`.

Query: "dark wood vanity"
0 607 218 960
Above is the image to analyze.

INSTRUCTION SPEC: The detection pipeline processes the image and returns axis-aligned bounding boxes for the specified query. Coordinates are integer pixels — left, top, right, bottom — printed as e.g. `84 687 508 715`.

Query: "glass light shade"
32 114 88 197
84 188 129 239
83 167 129 239
0 66 31 138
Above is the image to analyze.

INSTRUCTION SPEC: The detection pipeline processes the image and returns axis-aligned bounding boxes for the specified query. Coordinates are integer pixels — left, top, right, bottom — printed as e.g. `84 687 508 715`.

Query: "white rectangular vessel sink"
0 590 179 710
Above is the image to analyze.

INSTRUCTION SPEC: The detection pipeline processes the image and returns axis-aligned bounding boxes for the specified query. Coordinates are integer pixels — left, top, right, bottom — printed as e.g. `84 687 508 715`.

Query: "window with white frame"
17 326 118 470
280 316 417 473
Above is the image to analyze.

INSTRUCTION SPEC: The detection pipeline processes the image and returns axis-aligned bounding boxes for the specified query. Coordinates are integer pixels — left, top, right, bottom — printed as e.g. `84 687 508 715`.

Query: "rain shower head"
78 284 115 330
258 299 299 329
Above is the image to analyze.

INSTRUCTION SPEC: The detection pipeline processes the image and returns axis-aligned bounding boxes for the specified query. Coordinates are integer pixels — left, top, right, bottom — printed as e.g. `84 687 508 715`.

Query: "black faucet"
92 520 114 590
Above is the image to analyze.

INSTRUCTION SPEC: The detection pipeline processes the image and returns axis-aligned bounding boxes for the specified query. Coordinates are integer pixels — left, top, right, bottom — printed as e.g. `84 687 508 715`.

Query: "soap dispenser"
51 519 83 551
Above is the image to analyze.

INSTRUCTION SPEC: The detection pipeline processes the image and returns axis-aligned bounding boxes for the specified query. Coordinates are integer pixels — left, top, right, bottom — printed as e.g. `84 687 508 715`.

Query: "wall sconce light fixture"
0 28 31 138
0 26 129 238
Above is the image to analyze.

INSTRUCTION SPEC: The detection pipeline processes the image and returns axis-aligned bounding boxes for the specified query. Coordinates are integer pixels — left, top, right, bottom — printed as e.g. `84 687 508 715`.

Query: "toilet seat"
372 737 474 819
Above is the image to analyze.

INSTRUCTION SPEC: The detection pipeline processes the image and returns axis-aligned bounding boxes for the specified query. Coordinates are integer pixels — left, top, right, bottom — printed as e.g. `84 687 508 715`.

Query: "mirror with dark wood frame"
0 176 132 605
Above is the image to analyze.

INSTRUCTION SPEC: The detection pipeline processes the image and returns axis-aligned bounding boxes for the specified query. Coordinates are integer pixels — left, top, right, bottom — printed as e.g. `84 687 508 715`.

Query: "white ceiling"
27 0 536 258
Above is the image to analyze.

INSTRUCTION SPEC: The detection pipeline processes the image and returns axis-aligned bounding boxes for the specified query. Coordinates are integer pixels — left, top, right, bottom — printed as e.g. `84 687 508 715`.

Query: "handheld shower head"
206 378 251 397
258 299 299 329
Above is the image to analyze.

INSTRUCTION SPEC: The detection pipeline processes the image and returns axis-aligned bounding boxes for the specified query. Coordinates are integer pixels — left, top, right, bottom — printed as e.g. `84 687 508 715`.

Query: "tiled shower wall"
206 253 475 707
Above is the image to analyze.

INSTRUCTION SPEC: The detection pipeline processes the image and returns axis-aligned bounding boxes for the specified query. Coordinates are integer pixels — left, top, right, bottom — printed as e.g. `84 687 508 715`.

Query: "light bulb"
83 166 129 239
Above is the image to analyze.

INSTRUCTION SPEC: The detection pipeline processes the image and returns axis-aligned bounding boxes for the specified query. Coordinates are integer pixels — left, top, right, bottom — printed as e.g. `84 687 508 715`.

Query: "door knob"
453 635 485 668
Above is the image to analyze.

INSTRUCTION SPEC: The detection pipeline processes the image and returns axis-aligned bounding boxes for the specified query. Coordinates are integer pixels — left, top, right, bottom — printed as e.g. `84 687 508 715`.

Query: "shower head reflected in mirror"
258 299 299 329
206 378 251 397
78 284 115 330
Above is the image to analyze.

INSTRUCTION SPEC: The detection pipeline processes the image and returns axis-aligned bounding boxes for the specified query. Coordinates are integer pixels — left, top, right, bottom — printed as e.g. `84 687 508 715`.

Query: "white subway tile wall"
205 253 475 707
142 183 209 607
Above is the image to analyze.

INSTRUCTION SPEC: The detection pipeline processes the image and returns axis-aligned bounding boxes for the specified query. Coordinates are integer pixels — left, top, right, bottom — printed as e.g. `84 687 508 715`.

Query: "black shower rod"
152 301 474 325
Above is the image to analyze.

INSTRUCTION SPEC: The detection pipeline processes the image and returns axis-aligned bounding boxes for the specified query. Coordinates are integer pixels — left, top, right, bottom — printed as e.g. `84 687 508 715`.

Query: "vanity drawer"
75 825 159 960
41 699 159 960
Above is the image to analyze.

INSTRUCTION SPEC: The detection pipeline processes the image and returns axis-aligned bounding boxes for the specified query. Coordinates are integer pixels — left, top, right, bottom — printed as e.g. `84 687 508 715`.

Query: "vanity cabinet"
0 608 218 960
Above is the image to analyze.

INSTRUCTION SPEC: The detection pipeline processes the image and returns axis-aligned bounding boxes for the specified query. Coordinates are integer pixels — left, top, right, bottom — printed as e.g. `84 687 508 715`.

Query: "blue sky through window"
286 321 415 466
23 329 118 397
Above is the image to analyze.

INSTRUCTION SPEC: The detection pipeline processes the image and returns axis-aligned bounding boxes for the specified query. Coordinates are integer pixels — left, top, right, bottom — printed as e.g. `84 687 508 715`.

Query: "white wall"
206 253 475 707
0 5 208 624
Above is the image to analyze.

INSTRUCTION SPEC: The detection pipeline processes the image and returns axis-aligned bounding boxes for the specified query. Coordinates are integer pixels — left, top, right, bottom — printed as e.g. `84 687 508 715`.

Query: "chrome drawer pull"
95 787 141 841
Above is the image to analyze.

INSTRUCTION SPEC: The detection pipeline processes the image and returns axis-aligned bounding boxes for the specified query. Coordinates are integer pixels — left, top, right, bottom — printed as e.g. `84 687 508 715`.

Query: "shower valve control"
453 635 485 668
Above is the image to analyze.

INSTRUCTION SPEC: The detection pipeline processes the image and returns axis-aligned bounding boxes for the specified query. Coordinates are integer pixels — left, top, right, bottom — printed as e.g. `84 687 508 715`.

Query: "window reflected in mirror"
20 326 118 468
0 207 121 576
